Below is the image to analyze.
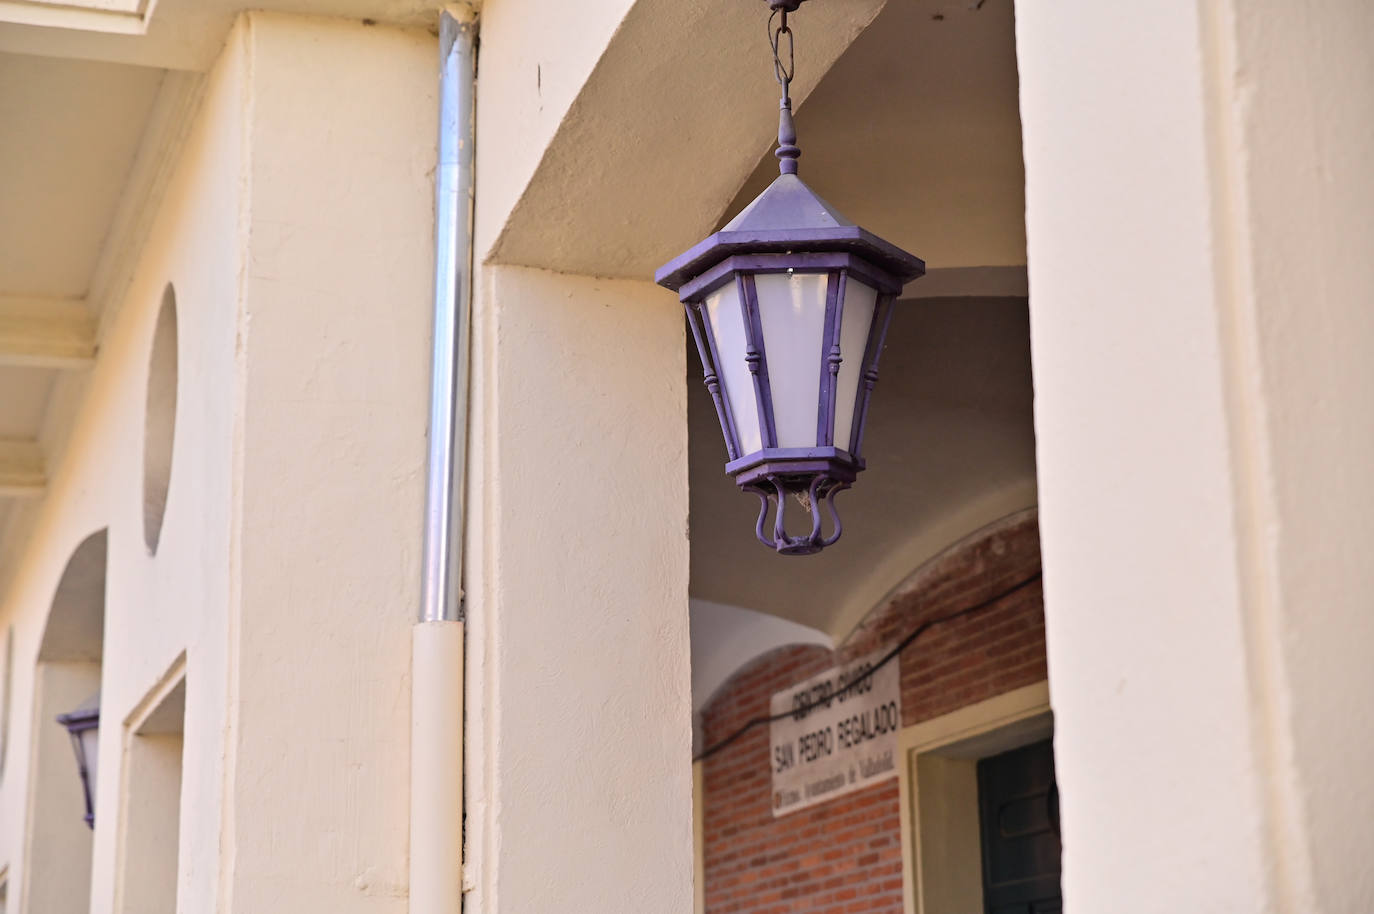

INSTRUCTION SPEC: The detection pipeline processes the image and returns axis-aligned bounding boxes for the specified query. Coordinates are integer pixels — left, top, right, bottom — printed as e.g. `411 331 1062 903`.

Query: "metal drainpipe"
412 6 476 914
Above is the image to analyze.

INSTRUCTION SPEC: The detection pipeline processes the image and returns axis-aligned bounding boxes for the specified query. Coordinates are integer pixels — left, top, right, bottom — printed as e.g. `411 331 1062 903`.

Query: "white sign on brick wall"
768 648 901 817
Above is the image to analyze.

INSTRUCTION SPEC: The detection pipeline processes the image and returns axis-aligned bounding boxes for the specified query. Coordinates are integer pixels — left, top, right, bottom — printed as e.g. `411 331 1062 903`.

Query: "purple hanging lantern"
655 0 924 555
56 692 100 828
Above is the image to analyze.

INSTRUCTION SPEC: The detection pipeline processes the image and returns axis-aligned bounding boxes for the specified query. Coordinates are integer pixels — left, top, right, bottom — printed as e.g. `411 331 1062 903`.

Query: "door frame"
897 681 1053 914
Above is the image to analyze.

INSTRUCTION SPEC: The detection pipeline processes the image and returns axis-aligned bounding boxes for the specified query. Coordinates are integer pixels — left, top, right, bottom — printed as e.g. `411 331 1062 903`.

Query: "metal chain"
768 9 795 98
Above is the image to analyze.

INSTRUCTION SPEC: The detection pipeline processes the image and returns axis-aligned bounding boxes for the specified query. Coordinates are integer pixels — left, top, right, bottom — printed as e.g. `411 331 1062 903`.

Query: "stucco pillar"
463 264 693 913
225 13 434 913
1017 1 1373 911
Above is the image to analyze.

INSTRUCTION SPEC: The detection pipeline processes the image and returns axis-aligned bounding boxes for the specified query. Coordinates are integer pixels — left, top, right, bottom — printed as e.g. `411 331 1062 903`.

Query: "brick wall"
699 510 1045 913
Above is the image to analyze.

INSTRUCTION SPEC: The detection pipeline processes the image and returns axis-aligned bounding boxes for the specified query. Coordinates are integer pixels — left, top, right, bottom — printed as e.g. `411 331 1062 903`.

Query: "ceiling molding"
0 439 44 498
37 69 205 501
90 67 207 345
0 0 153 35
0 1 441 70
0 296 95 369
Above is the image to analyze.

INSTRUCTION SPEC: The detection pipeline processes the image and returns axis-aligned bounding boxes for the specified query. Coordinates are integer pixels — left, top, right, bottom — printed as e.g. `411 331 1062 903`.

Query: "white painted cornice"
0 440 44 498
0 297 95 369
0 0 154 36
0 0 445 70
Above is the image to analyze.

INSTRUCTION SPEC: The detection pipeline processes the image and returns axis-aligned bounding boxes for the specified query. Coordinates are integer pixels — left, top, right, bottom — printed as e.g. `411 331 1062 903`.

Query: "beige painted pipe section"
410 621 465 913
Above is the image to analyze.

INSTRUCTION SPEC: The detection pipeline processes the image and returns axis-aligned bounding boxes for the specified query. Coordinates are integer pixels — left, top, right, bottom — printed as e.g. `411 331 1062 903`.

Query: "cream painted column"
225 13 434 914
1017 0 1373 911
463 265 693 913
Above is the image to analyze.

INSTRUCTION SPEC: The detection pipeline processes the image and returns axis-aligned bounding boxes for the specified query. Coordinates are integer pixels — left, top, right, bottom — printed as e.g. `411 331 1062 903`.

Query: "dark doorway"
977 738 1062 913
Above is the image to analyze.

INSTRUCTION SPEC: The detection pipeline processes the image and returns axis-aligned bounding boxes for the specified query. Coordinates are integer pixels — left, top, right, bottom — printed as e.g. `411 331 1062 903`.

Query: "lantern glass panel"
78 726 99 811
704 280 761 454
833 276 879 452
754 271 828 448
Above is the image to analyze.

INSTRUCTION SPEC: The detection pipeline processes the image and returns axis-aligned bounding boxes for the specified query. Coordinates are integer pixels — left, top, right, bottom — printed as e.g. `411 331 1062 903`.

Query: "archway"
23 528 107 914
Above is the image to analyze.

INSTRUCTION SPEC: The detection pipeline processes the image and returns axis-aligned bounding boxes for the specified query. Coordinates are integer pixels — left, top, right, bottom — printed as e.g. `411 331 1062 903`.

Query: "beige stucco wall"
3 0 1370 911
1222 1 1374 906
225 15 434 914
0 12 434 913
462 265 693 914
0 15 245 908
1018 0 1374 910
4 4 707 911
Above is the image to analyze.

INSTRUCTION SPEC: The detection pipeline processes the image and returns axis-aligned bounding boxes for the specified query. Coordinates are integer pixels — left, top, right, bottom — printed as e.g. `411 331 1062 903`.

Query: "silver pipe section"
421 8 477 624
411 10 476 914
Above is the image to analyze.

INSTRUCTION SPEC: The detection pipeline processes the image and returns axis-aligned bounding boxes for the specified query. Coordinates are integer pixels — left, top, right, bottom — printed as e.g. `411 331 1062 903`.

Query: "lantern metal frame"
659 193 922 554
655 0 924 555
55 696 99 829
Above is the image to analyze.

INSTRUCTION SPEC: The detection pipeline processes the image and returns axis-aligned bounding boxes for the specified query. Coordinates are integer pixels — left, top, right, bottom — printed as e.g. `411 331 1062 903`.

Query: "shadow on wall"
144 285 178 555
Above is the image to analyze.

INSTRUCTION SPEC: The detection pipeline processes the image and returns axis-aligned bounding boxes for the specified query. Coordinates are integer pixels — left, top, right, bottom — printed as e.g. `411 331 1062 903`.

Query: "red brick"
701 511 1043 913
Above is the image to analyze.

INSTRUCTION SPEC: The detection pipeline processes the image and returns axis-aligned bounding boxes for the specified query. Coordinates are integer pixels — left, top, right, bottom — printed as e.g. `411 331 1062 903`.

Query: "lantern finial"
776 100 800 175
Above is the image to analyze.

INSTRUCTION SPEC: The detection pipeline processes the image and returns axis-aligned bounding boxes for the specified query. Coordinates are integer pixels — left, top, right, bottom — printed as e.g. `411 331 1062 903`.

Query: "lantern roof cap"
656 174 925 292
56 691 100 730
720 172 853 232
